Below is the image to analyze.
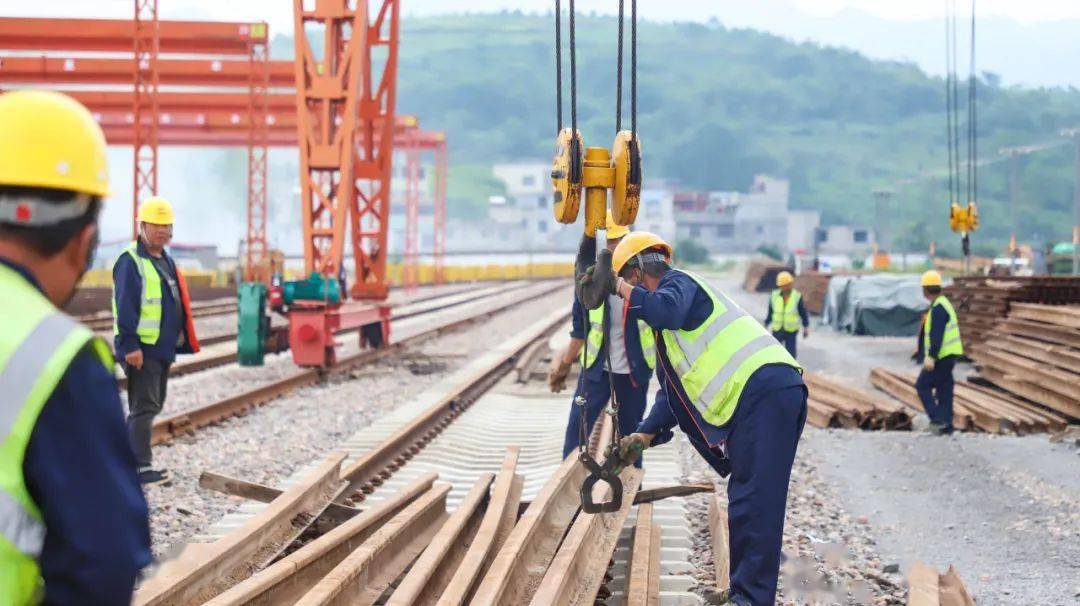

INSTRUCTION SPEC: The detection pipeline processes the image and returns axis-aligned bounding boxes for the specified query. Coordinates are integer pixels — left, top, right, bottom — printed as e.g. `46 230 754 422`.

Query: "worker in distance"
582 231 807 606
0 90 151 604
112 196 201 486
914 270 964 435
764 270 809 358
549 211 655 465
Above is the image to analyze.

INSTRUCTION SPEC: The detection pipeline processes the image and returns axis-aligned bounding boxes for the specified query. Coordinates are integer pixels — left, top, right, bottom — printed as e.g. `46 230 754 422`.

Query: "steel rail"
134 452 345 606
149 281 567 445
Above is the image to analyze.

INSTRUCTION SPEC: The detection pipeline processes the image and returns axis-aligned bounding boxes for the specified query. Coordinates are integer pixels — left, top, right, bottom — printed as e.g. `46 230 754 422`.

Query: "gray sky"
5 1 1079 87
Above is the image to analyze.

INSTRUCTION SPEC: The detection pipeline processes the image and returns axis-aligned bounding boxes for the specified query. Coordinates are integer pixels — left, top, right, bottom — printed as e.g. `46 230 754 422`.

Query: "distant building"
670 175 792 254
673 190 738 252
732 175 790 253
490 162 578 250
635 180 677 238
787 209 821 253
816 224 876 256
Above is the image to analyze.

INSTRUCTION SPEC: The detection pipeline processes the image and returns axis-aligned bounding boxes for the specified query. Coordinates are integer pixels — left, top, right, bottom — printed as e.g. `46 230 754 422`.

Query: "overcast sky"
4 1 1080 87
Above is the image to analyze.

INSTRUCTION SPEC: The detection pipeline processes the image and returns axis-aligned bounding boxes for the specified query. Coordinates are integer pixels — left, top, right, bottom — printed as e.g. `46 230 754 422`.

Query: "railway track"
138 301 702 605
117 280 544 388
148 280 566 446
79 299 238 331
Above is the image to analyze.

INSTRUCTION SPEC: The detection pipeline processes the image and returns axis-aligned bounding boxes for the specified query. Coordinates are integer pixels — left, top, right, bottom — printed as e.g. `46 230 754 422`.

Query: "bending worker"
549 212 654 461
605 232 807 606
915 270 962 435
764 270 809 358
113 196 200 486
0 90 150 603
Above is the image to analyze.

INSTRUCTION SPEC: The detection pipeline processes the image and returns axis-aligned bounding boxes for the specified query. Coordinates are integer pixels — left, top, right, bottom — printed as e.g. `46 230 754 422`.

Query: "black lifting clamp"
579 441 624 514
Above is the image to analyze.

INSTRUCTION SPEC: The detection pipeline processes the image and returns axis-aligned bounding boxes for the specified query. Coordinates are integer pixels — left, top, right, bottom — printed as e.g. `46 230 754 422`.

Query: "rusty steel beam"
386 474 495 605
626 502 661 606
293 483 451 605
438 449 524 605
708 493 731 595
529 458 643 606
197 471 362 531
134 453 345 606
204 473 438 606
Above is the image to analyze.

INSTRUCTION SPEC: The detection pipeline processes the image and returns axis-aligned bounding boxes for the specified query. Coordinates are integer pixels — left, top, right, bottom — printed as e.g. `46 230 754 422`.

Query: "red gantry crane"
0 0 447 368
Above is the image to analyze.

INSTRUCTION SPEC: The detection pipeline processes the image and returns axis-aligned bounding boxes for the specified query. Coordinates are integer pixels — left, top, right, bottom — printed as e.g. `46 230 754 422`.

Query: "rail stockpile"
792 272 831 315
742 259 792 292
805 373 912 430
969 302 1080 421
944 275 1080 344
869 368 1069 434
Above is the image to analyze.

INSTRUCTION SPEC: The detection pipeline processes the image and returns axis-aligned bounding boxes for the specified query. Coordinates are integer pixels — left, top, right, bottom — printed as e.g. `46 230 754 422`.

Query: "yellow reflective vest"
660 270 801 427
768 289 802 333
0 263 113 605
923 295 964 359
111 242 163 345
581 303 656 371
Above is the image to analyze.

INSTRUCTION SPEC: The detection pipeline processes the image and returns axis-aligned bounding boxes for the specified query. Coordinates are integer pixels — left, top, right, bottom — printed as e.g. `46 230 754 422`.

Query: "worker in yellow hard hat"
549 212 654 466
113 196 201 486
0 90 150 603
604 231 805 606
915 270 963 435
764 270 809 359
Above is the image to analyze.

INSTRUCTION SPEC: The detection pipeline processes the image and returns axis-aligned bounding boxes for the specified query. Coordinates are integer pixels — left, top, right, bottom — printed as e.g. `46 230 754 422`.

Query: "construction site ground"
142 275 1079 605
717 270 1080 605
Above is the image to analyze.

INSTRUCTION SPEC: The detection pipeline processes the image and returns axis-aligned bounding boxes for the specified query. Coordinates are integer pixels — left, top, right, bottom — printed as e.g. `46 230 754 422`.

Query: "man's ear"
69 223 98 272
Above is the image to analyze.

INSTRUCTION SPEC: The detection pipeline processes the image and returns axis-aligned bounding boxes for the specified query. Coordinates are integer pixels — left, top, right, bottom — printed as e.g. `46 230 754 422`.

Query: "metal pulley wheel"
610 130 642 226
551 128 584 224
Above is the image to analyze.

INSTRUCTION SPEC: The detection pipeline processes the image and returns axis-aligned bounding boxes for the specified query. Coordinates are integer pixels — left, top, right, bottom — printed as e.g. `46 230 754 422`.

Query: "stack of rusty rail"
792 272 831 314
869 368 1069 434
743 259 792 292
944 276 1080 345
969 302 1080 421
804 373 912 430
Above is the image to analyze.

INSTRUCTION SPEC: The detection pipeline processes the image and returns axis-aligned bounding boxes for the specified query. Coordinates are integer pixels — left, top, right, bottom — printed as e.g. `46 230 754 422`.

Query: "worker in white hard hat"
549 212 654 465
113 196 201 486
764 270 809 359
915 270 963 435
0 90 150 604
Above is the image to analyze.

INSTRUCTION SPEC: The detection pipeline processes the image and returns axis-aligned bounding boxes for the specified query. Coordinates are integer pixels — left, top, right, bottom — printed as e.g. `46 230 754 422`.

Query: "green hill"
276 12 1080 256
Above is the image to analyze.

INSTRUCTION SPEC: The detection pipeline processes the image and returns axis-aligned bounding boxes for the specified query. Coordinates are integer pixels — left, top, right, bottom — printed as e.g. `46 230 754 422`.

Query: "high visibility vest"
0 263 113 605
769 289 802 333
581 303 656 370
661 270 801 427
924 295 964 359
112 242 163 345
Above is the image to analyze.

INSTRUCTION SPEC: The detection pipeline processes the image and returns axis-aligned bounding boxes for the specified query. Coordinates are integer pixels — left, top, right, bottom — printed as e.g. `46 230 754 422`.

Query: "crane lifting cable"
552 0 643 514
946 0 979 268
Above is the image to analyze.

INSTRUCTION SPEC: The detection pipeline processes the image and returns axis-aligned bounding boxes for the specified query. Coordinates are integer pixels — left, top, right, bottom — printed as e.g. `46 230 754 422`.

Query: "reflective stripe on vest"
638 320 656 369
112 241 163 344
661 270 800 427
923 295 964 359
1 263 113 603
769 289 802 333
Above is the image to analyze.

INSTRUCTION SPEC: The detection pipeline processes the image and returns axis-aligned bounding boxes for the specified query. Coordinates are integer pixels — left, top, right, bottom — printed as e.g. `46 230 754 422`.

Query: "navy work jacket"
2 257 151 604
570 296 654 386
112 239 195 363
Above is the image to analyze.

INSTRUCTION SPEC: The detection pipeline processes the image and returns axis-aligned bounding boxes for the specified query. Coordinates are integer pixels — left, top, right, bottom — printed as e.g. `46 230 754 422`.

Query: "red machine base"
288 300 392 367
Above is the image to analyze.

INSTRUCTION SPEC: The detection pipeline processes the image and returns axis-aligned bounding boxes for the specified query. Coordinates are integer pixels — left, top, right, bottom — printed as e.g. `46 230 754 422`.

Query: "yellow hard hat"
137 196 175 225
612 231 673 273
0 90 109 197
606 209 630 240
776 271 794 287
921 270 943 287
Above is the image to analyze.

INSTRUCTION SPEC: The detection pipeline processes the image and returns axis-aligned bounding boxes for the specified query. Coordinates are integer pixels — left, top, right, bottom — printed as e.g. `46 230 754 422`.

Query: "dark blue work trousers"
772 330 798 359
562 371 648 466
916 356 956 431
722 383 807 606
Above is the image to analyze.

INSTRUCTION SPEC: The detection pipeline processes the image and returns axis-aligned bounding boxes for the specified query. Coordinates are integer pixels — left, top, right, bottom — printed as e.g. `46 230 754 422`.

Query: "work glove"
923 357 935 372
575 249 615 310
617 433 652 467
548 355 572 393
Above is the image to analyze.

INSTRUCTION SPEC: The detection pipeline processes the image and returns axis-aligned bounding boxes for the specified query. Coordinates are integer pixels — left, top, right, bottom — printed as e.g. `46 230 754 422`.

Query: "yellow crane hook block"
610 130 642 226
551 128 584 224
948 201 979 234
